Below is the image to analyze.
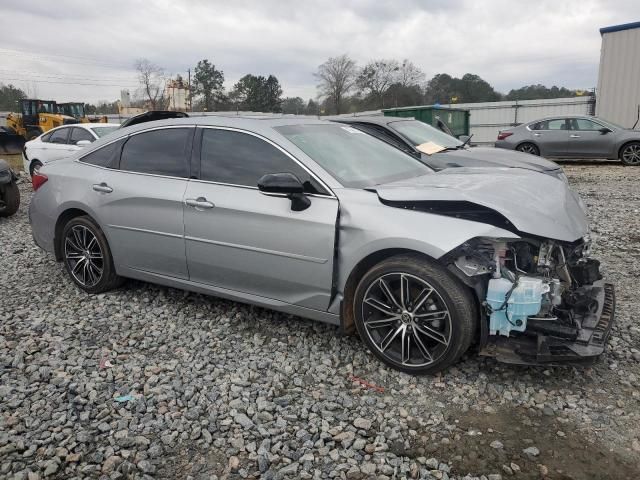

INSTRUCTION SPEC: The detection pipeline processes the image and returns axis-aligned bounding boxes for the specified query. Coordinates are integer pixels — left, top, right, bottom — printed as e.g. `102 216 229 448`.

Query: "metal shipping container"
597 21 640 128
382 106 470 138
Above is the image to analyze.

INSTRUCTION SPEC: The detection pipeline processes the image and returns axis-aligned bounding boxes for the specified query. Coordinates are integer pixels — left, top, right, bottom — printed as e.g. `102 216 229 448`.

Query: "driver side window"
199 129 327 195
70 128 95 145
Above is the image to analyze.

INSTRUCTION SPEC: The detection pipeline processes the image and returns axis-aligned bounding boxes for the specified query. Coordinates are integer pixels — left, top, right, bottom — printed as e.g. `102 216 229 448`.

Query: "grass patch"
1 154 23 172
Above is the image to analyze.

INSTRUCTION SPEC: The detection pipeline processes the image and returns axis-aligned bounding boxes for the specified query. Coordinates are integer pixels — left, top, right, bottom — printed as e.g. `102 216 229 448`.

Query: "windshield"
597 118 627 130
276 124 432 188
90 126 119 138
389 119 462 148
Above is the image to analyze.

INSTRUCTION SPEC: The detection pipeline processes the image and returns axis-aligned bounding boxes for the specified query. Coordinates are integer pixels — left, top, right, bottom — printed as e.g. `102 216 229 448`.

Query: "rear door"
183 127 339 311
42 127 73 162
567 118 616 158
84 127 194 279
530 118 569 156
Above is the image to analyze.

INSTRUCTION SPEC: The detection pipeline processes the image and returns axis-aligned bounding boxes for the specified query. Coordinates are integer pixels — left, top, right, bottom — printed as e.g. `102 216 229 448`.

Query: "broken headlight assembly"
447 236 612 364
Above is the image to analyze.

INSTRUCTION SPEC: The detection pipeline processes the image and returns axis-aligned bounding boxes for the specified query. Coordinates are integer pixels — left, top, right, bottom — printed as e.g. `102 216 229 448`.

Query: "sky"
1 0 638 104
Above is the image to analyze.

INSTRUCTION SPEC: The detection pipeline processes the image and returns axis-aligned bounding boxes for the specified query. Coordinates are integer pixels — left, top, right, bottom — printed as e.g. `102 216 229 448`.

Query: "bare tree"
356 59 400 108
315 54 357 115
135 58 165 109
398 59 425 87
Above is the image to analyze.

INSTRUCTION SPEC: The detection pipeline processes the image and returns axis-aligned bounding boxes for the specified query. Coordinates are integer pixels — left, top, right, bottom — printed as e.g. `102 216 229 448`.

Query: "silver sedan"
29 117 614 374
495 115 640 165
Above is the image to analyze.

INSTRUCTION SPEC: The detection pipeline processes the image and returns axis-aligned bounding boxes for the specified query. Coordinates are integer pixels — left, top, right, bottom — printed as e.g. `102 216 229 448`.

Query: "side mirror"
258 172 311 211
76 140 92 147
458 135 470 143
599 127 612 134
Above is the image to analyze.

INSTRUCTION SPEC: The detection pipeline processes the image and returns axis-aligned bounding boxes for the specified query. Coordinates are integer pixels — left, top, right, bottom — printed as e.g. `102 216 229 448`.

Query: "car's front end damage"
446 236 615 365
374 168 615 366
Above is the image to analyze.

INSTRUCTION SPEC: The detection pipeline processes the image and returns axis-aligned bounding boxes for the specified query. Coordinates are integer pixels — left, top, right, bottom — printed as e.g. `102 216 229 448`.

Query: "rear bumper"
481 281 615 365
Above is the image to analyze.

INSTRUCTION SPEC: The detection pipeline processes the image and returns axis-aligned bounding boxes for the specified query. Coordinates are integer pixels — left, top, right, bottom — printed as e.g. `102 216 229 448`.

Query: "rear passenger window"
80 139 125 168
200 129 326 194
49 128 69 144
120 128 191 177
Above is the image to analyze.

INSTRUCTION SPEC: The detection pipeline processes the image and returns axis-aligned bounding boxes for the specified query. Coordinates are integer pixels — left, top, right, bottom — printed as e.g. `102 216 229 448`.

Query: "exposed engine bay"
448 236 615 364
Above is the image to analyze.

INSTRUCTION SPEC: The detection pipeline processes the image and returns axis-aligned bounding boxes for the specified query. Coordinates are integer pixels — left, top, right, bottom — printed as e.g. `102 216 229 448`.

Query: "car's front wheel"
620 142 640 166
62 216 122 293
516 142 540 156
353 254 476 374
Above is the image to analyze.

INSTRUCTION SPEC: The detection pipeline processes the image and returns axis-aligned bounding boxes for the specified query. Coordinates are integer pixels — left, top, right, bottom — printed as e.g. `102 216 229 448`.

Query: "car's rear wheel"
62 216 122 293
29 160 42 177
353 254 476 374
516 143 540 156
620 142 640 166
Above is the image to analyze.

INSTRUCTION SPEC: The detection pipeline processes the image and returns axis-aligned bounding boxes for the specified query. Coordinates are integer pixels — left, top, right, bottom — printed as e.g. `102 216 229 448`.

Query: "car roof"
117 114 333 135
329 115 415 127
46 123 120 132
526 114 600 124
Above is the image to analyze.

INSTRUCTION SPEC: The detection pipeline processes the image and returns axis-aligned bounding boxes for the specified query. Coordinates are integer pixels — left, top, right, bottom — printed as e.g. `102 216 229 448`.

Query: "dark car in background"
495 115 640 165
332 116 566 180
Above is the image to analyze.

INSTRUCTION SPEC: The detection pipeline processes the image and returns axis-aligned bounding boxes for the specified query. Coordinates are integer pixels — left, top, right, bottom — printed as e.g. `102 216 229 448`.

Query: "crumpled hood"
375 167 588 242
426 147 560 172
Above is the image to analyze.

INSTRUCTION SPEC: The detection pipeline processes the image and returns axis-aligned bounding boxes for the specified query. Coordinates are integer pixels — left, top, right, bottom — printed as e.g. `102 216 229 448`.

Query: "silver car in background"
495 115 640 165
29 117 614 374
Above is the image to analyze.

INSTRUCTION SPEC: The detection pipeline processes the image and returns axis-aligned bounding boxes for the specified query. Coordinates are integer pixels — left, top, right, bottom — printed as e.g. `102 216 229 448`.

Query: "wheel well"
618 140 640 159
340 248 436 335
54 208 90 261
29 159 43 175
516 141 538 150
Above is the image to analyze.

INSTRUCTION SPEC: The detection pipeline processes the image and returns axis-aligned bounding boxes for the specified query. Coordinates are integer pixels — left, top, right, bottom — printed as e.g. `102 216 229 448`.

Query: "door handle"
185 197 215 209
533 133 541 136
92 182 113 193
570 134 581 138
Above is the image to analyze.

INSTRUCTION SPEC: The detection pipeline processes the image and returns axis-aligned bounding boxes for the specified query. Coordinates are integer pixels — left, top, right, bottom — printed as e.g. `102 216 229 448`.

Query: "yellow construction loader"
57 102 108 123
2 99 78 153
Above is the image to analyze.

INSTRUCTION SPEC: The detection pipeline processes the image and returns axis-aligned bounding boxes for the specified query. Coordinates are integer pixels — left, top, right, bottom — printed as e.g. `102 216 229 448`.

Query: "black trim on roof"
600 21 640 35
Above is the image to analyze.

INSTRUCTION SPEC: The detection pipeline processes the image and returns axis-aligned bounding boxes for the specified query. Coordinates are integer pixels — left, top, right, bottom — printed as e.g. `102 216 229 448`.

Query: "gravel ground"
1 162 639 480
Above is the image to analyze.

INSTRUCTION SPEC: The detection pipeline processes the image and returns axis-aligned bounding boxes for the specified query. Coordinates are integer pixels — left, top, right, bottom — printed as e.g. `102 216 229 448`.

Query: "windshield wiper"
457 134 474 149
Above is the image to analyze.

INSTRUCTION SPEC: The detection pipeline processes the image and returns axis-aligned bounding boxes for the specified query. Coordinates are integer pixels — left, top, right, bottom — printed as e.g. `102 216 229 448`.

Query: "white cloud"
0 0 637 104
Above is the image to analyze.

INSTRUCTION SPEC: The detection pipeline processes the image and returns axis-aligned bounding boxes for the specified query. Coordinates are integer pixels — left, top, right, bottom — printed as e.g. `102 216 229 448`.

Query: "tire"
61 215 123 293
353 254 477 375
620 142 640 166
0 181 20 217
516 143 540 156
29 160 43 177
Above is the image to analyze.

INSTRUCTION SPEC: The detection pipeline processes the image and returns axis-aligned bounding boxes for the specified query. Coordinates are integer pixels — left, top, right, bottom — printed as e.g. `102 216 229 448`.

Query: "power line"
0 47 133 69
0 68 137 83
0 76 139 88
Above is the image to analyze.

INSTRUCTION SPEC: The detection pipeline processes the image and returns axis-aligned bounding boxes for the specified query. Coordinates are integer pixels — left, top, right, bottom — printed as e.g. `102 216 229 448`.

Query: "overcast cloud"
1 0 638 104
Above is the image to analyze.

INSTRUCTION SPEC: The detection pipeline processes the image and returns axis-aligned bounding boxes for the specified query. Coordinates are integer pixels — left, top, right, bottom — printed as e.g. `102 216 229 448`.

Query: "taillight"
497 131 513 140
32 173 48 191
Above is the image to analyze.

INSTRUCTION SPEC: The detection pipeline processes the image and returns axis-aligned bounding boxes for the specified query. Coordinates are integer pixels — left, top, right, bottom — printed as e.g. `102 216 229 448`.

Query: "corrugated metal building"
597 21 640 128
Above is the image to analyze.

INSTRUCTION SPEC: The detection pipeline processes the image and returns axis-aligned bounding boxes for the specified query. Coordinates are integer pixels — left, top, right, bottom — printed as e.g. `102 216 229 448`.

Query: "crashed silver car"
28 117 615 374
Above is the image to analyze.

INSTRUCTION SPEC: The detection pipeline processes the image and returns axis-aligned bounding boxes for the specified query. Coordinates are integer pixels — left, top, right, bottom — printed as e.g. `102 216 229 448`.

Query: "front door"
567 118 616 158
183 127 339 311
86 127 194 279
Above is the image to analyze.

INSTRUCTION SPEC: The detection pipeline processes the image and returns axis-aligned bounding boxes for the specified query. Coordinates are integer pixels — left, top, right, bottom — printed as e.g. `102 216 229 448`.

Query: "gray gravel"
1 162 639 480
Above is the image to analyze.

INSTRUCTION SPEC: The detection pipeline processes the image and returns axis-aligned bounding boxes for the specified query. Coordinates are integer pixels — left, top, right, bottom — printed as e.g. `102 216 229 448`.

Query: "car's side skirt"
119 266 341 326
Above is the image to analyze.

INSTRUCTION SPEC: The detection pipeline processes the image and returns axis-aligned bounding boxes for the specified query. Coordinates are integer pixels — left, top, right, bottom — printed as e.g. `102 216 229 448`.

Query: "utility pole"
187 68 192 112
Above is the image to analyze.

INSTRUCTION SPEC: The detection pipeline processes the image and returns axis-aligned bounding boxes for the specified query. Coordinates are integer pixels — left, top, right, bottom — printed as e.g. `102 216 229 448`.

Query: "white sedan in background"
23 123 119 176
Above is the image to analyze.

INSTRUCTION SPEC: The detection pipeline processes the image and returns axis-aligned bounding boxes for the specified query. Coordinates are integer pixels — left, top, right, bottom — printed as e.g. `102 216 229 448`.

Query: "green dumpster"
382 105 470 138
